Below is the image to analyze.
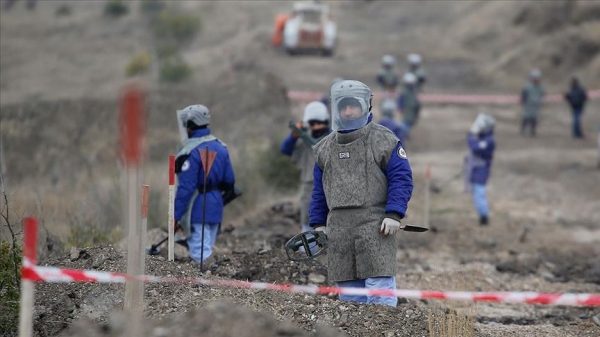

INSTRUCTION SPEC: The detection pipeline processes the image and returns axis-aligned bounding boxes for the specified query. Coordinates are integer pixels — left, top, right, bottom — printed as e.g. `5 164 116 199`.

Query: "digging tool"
429 169 463 193
147 187 242 256
285 224 429 261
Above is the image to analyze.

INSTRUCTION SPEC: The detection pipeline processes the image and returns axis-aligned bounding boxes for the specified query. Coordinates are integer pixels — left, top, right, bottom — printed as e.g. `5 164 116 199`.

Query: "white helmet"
470 113 495 134
303 101 329 124
381 54 396 67
529 68 542 79
407 53 422 65
403 72 417 85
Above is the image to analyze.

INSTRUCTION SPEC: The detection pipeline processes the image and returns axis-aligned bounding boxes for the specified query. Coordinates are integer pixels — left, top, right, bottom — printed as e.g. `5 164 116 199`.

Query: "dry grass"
428 305 475 337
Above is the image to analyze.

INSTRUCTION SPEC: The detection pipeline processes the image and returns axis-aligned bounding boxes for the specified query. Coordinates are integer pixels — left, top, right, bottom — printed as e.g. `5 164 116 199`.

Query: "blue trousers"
471 183 489 217
188 223 219 262
337 277 397 307
572 108 583 138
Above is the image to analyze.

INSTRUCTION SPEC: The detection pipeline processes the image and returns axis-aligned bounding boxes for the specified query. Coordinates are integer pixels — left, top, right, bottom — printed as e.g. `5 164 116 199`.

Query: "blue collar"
190 128 211 138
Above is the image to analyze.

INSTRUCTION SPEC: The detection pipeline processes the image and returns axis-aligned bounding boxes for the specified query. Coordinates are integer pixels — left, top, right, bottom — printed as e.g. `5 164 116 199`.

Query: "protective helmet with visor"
330 80 373 131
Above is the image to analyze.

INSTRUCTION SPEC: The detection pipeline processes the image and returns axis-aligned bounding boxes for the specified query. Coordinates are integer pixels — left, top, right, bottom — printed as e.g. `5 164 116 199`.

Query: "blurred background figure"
320 77 344 112
466 113 496 226
397 72 421 140
378 98 406 143
3 0 36 10
520 69 545 137
564 76 588 139
280 101 331 233
376 54 399 97
597 125 600 169
406 53 426 91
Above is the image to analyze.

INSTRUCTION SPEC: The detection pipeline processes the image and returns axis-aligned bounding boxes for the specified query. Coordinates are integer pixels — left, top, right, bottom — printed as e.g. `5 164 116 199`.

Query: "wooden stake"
168 155 175 261
120 85 144 337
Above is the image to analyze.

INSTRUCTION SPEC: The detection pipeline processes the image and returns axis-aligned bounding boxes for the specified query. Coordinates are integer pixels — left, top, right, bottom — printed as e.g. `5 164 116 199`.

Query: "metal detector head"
284 230 328 261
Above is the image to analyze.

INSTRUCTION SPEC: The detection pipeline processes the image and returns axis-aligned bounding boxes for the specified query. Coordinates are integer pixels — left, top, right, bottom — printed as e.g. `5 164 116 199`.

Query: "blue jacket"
174 128 235 224
378 118 407 144
308 125 413 226
280 134 297 156
467 131 495 185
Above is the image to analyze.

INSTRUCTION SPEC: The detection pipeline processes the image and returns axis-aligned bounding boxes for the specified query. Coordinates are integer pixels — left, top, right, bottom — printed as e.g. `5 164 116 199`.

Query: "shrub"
104 0 129 18
126 51 152 77
258 144 300 192
55 4 72 17
159 56 192 83
0 241 21 336
154 10 200 44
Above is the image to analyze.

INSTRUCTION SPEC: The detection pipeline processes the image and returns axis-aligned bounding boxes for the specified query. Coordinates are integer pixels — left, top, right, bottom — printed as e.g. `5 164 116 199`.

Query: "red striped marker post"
168 155 175 261
18 217 38 337
119 85 145 337
141 185 149 273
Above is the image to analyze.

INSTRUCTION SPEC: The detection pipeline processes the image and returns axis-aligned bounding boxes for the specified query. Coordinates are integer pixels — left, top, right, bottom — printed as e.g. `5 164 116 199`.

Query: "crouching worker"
174 105 236 269
309 80 413 307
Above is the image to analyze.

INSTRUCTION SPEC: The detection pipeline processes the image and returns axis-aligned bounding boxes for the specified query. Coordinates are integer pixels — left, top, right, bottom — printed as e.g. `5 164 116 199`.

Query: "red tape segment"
21 264 600 307
287 89 600 105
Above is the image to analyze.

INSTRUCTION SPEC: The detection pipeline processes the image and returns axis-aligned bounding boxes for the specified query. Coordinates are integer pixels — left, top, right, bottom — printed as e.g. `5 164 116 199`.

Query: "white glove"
380 218 403 236
314 226 327 234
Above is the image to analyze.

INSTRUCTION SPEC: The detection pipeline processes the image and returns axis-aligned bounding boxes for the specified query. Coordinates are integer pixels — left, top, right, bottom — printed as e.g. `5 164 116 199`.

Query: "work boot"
479 215 489 226
191 255 216 272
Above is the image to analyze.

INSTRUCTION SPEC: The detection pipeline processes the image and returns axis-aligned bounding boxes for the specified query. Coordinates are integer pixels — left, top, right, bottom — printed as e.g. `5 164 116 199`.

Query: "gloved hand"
380 218 403 236
314 226 326 233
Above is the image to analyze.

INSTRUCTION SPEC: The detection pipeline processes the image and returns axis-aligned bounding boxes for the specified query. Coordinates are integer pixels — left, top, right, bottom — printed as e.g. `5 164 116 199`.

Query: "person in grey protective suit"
407 53 426 91
520 69 545 137
376 55 399 94
309 80 413 307
397 72 421 139
281 101 331 232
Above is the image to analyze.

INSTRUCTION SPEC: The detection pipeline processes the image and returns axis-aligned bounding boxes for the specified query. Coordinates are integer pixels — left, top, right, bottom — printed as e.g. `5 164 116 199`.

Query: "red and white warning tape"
287 89 600 105
21 259 600 307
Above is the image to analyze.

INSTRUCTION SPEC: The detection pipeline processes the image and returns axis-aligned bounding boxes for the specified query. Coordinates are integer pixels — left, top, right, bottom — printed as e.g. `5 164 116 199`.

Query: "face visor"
332 96 370 131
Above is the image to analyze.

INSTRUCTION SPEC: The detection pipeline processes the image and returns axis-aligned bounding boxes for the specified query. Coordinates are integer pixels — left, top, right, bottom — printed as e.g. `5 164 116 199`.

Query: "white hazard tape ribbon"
287 89 600 104
21 262 600 307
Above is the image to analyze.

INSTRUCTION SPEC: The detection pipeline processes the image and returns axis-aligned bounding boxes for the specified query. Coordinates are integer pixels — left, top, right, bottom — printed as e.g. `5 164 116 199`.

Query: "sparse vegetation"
55 4 72 17
428 306 475 337
258 144 300 192
104 0 129 18
0 241 21 337
154 10 201 44
0 174 20 337
126 51 152 77
159 56 192 83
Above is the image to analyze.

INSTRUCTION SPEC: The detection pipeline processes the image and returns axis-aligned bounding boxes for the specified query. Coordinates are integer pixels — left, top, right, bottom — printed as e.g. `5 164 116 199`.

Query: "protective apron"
176 134 218 238
314 122 399 282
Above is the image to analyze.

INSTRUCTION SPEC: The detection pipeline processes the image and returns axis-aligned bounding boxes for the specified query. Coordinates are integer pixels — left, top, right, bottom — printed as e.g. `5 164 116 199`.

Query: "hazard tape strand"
287 89 600 104
21 262 600 307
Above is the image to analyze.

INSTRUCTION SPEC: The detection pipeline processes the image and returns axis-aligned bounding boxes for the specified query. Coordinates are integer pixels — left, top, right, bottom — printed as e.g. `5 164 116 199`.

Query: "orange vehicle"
272 14 289 47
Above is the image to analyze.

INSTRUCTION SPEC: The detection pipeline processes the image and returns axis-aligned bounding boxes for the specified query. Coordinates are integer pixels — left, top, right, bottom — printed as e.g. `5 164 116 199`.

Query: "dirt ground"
1 1 600 337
